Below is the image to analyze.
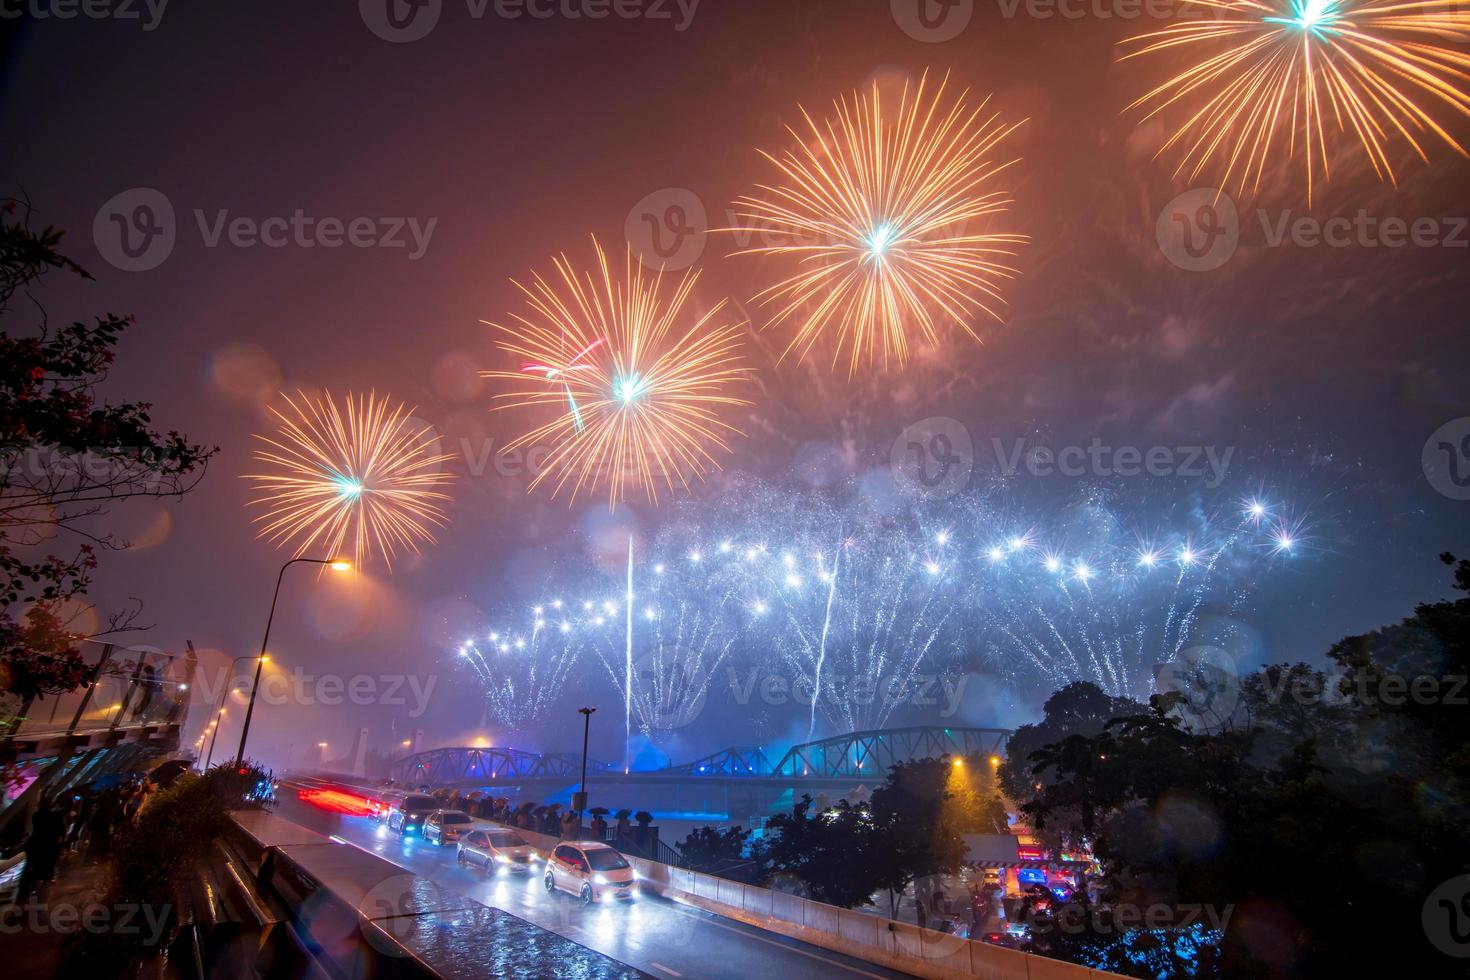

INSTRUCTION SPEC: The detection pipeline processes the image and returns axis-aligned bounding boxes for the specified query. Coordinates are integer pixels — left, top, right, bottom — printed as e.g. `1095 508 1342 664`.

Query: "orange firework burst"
1121 0 1470 201
483 237 751 507
731 71 1027 373
245 391 454 569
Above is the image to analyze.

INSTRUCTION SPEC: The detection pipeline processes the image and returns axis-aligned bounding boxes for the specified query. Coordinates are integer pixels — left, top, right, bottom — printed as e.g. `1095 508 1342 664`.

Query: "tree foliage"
1010 553 1470 979
0 198 215 701
677 824 752 872
763 755 1004 915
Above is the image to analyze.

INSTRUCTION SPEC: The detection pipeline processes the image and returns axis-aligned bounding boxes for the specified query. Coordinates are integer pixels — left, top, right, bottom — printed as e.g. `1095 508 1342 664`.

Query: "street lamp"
204 653 268 770
573 706 595 815
234 556 350 767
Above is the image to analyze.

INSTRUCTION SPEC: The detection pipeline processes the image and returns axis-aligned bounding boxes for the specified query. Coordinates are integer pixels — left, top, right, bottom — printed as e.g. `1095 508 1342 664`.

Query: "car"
543 842 636 904
423 809 475 845
457 828 537 873
370 790 405 823
931 912 970 939
386 794 439 836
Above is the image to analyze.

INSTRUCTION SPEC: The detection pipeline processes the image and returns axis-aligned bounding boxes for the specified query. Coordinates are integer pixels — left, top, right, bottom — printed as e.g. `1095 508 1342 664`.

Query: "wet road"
272 789 914 980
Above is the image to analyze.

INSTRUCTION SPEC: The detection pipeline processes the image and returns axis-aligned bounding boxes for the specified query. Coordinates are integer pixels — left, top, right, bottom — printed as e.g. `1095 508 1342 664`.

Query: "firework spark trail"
732 70 1028 372
484 237 752 507
456 481 1307 739
1120 0 1470 201
587 594 743 740
625 534 633 770
459 610 581 729
245 390 454 570
809 531 843 744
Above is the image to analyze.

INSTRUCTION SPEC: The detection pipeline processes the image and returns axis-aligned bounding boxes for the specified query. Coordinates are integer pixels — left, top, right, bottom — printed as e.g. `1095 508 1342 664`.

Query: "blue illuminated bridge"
386 726 1013 820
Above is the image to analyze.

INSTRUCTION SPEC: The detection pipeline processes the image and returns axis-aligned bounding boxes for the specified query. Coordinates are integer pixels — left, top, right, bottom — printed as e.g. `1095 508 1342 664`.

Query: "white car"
423 809 475 845
457 828 537 873
544 841 636 904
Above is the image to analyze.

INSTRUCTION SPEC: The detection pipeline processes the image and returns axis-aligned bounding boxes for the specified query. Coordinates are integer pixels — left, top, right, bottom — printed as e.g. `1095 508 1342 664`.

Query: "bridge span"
386 726 1013 820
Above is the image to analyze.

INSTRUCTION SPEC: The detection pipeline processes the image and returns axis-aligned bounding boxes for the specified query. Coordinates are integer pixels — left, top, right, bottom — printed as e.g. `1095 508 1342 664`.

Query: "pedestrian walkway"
2 852 113 976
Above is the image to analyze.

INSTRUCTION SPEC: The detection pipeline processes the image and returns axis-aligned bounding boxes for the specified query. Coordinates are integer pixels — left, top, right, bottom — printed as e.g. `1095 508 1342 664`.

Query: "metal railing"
1 641 194 741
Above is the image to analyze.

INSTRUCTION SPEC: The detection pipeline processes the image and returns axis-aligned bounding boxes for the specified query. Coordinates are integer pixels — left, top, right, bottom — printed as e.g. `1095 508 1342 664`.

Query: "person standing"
132 664 161 720
15 796 65 903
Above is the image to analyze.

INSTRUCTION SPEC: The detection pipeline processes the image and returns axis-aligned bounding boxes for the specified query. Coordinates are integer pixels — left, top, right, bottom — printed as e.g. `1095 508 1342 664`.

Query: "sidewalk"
2 851 114 977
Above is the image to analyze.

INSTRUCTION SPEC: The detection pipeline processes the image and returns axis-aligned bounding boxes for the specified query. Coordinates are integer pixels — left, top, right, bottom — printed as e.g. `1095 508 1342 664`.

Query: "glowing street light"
235 557 351 767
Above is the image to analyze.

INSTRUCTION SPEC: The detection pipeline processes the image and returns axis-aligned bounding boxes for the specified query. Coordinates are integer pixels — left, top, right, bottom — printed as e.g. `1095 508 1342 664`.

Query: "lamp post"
573 706 595 815
234 556 350 768
203 654 267 770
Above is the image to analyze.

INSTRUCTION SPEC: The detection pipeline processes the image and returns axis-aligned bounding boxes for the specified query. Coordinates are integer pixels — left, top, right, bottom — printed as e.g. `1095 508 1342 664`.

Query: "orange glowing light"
732 70 1028 372
1121 0 1470 201
245 391 454 570
483 237 752 507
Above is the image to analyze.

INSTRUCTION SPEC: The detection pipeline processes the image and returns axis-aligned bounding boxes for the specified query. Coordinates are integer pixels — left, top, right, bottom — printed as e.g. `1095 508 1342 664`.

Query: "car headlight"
495 854 510 863
594 874 609 885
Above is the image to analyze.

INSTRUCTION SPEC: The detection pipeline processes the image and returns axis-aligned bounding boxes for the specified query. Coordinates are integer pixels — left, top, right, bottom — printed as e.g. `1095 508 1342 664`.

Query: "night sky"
3 0 1467 769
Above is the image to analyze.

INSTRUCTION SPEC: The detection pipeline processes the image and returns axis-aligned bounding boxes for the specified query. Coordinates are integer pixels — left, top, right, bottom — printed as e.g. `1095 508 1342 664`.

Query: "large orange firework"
245 391 454 569
483 237 751 507
1121 0 1470 201
731 71 1027 373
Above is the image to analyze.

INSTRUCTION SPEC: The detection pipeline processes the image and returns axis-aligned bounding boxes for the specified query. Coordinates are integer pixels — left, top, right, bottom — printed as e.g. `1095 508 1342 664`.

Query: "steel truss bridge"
388 726 1012 789
389 745 621 786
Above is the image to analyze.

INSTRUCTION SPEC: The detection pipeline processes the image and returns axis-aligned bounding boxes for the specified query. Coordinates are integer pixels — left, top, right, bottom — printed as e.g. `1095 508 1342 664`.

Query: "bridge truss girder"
771 726 1012 779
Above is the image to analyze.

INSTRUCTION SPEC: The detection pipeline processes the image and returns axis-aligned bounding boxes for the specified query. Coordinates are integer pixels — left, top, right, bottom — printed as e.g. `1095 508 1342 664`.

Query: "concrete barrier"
323 784 1126 979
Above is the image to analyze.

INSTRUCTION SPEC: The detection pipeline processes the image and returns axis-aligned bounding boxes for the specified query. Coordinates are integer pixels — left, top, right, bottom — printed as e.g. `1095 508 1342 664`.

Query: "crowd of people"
4 777 156 906
403 786 652 845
